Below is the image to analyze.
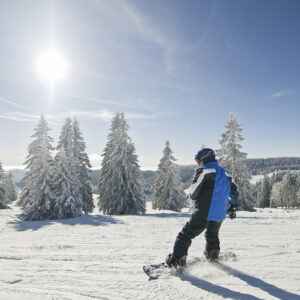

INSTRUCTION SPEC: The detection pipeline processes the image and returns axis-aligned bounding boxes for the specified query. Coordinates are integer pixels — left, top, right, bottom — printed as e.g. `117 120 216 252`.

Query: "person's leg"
172 210 207 260
204 221 222 260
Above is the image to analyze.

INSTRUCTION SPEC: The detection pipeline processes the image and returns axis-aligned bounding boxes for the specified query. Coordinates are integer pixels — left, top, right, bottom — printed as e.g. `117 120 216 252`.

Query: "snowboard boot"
204 249 220 262
166 253 187 269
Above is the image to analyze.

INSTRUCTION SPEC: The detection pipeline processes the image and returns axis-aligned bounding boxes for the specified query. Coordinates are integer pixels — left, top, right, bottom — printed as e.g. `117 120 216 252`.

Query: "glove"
227 204 236 219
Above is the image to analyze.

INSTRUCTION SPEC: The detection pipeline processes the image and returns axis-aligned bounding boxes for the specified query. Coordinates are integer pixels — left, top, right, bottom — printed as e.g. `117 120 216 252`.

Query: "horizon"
4 155 300 172
1 1 300 170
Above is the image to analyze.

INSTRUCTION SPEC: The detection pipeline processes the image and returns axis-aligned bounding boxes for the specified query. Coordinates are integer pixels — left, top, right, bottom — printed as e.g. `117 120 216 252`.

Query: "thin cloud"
62 110 164 121
0 96 36 113
265 89 296 99
65 94 147 110
196 0 218 47
0 110 164 123
0 112 39 122
119 1 178 73
91 0 181 74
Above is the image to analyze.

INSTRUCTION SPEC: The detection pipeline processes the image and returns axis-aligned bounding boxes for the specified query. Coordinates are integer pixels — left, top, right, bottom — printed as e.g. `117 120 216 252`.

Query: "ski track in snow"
1 201 300 300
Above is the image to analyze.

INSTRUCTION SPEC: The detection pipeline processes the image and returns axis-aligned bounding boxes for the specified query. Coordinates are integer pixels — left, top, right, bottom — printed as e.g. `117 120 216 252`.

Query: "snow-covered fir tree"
270 181 284 208
53 148 82 218
257 175 271 208
0 162 4 179
151 141 186 211
73 118 94 214
217 113 255 211
3 172 18 202
0 162 9 209
296 178 300 208
53 117 82 219
97 112 146 215
20 116 56 220
281 170 298 208
270 171 284 186
0 183 8 209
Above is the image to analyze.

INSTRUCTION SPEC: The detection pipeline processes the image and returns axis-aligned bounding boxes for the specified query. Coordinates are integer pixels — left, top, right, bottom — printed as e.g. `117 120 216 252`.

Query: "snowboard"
143 251 237 280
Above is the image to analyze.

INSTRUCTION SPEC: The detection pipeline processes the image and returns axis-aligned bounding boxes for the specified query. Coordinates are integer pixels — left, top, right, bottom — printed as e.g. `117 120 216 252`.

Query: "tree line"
2 111 287 219
0 162 17 208
245 157 300 175
256 170 300 209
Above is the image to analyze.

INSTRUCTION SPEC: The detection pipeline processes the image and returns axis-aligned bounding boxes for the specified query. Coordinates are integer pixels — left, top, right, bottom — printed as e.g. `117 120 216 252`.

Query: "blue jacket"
189 161 238 221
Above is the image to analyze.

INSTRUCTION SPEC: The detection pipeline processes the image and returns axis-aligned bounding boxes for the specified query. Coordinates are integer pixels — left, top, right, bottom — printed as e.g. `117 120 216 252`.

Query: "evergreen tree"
257 175 271 208
53 148 82 218
217 113 255 211
0 162 9 209
281 170 297 208
270 171 284 186
270 181 284 208
290 171 298 208
0 185 8 209
20 116 55 220
295 173 300 208
152 141 186 211
0 162 4 179
296 188 300 208
53 117 82 219
97 112 146 215
3 172 18 202
73 118 94 214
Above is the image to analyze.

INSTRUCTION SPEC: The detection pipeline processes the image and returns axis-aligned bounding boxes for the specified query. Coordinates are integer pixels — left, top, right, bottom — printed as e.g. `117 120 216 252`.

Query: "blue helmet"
195 148 216 164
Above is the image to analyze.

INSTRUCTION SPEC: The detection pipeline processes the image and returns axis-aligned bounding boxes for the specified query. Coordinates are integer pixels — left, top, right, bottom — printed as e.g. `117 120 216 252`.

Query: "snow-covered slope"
250 175 265 185
1 201 300 299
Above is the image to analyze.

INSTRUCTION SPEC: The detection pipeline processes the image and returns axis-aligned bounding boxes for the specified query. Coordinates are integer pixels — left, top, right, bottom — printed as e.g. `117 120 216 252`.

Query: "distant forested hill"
245 157 300 175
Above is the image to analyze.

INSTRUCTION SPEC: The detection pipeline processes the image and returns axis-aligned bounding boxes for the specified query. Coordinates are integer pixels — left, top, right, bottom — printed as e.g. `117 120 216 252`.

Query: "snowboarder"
166 148 238 268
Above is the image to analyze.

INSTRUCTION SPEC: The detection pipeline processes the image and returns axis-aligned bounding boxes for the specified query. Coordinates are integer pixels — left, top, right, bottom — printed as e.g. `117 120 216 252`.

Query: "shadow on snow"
181 263 300 300
219 264 300 300
181 275 263 300
9 214 124 231
144 212 191 218
8 210 190 232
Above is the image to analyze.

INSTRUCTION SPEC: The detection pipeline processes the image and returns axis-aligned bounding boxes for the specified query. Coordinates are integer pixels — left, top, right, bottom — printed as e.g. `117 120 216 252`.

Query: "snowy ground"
250 173 275 185
1 200 300 300
250 175 265 185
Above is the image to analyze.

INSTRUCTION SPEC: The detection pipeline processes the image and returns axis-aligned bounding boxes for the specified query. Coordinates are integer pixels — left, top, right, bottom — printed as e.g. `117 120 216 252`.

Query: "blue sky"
0 0 300 170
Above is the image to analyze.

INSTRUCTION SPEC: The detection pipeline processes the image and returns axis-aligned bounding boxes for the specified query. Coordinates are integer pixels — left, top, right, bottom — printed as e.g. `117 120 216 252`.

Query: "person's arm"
189 168 205 200
229 180 238 206
226 173 239 219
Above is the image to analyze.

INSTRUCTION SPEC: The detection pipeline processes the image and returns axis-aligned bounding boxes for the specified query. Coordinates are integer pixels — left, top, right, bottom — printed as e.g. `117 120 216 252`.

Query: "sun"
37 49 67 82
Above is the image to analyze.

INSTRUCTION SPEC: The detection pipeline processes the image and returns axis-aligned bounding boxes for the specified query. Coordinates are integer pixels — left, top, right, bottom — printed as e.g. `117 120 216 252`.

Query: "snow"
250 175 265 185
1 200 300 300
250 173 275 185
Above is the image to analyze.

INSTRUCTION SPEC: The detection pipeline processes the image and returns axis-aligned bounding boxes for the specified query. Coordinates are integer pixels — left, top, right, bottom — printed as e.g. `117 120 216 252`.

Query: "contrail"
0 96 36 113
65 94 144 109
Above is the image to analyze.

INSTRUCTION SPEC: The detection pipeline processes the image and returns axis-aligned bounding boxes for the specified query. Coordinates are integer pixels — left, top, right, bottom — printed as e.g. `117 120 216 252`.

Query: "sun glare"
37 50 67 82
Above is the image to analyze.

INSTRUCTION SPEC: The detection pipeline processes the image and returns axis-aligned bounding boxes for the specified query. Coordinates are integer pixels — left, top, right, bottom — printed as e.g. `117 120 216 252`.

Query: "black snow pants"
172 209 222 258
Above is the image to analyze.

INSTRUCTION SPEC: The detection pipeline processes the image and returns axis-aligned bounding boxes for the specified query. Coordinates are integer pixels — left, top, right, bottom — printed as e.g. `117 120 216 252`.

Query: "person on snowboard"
166 148 238 268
